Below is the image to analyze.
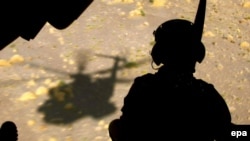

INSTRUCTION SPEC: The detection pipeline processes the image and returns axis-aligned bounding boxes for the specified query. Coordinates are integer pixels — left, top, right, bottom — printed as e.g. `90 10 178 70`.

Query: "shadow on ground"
37 52 144 125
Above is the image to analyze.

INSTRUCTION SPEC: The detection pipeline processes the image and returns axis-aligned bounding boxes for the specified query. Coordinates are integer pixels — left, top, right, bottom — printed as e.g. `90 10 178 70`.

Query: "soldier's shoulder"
134 73 155 82
194 78 219 94
194 78 215 88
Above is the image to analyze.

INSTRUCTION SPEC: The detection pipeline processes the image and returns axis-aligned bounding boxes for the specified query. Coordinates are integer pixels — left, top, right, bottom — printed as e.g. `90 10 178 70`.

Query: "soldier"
108 0 232 140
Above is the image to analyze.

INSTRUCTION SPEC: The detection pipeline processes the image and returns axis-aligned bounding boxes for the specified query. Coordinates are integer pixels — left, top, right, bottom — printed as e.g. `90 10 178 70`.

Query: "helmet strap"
151 60 160 70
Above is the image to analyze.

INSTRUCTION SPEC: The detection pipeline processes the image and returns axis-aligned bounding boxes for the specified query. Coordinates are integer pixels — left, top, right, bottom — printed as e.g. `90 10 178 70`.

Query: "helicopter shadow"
37 53 135 125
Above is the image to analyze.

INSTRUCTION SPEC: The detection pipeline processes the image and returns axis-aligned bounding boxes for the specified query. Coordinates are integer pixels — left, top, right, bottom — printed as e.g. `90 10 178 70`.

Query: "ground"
0 0 250 141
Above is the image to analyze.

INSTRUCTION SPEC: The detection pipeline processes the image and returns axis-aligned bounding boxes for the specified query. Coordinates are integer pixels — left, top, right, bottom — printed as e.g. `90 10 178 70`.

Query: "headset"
151 0 206 67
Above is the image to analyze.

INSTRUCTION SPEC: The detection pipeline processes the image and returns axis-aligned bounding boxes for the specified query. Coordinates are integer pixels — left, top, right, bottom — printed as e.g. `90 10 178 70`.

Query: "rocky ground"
0 0 250 141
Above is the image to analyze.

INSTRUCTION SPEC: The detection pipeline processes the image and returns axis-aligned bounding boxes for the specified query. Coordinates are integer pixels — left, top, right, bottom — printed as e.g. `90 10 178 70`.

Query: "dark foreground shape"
0 0 93 50
0 121 18 141
108 0 235 140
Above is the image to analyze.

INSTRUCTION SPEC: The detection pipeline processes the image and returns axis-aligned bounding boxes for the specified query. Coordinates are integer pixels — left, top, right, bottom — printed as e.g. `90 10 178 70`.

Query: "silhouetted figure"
109 0 232 140
0 121 18 141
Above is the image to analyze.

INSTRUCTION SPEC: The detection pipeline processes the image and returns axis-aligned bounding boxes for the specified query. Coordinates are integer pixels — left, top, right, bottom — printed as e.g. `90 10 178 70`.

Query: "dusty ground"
0 0 250 140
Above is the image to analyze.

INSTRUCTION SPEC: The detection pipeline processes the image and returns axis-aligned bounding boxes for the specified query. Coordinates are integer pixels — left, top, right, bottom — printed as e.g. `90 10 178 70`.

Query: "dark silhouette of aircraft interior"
0 0 93 50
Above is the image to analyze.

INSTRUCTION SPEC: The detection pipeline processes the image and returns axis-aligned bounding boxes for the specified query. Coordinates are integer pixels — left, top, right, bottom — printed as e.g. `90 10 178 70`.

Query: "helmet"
151 0 206 66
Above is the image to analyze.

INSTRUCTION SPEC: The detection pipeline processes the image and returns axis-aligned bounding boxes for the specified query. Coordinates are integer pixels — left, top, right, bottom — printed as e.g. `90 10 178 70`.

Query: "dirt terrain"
0 0 250 140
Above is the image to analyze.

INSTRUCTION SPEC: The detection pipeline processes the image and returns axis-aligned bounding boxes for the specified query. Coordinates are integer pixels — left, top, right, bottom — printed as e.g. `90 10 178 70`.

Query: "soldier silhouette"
108 0 232 141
